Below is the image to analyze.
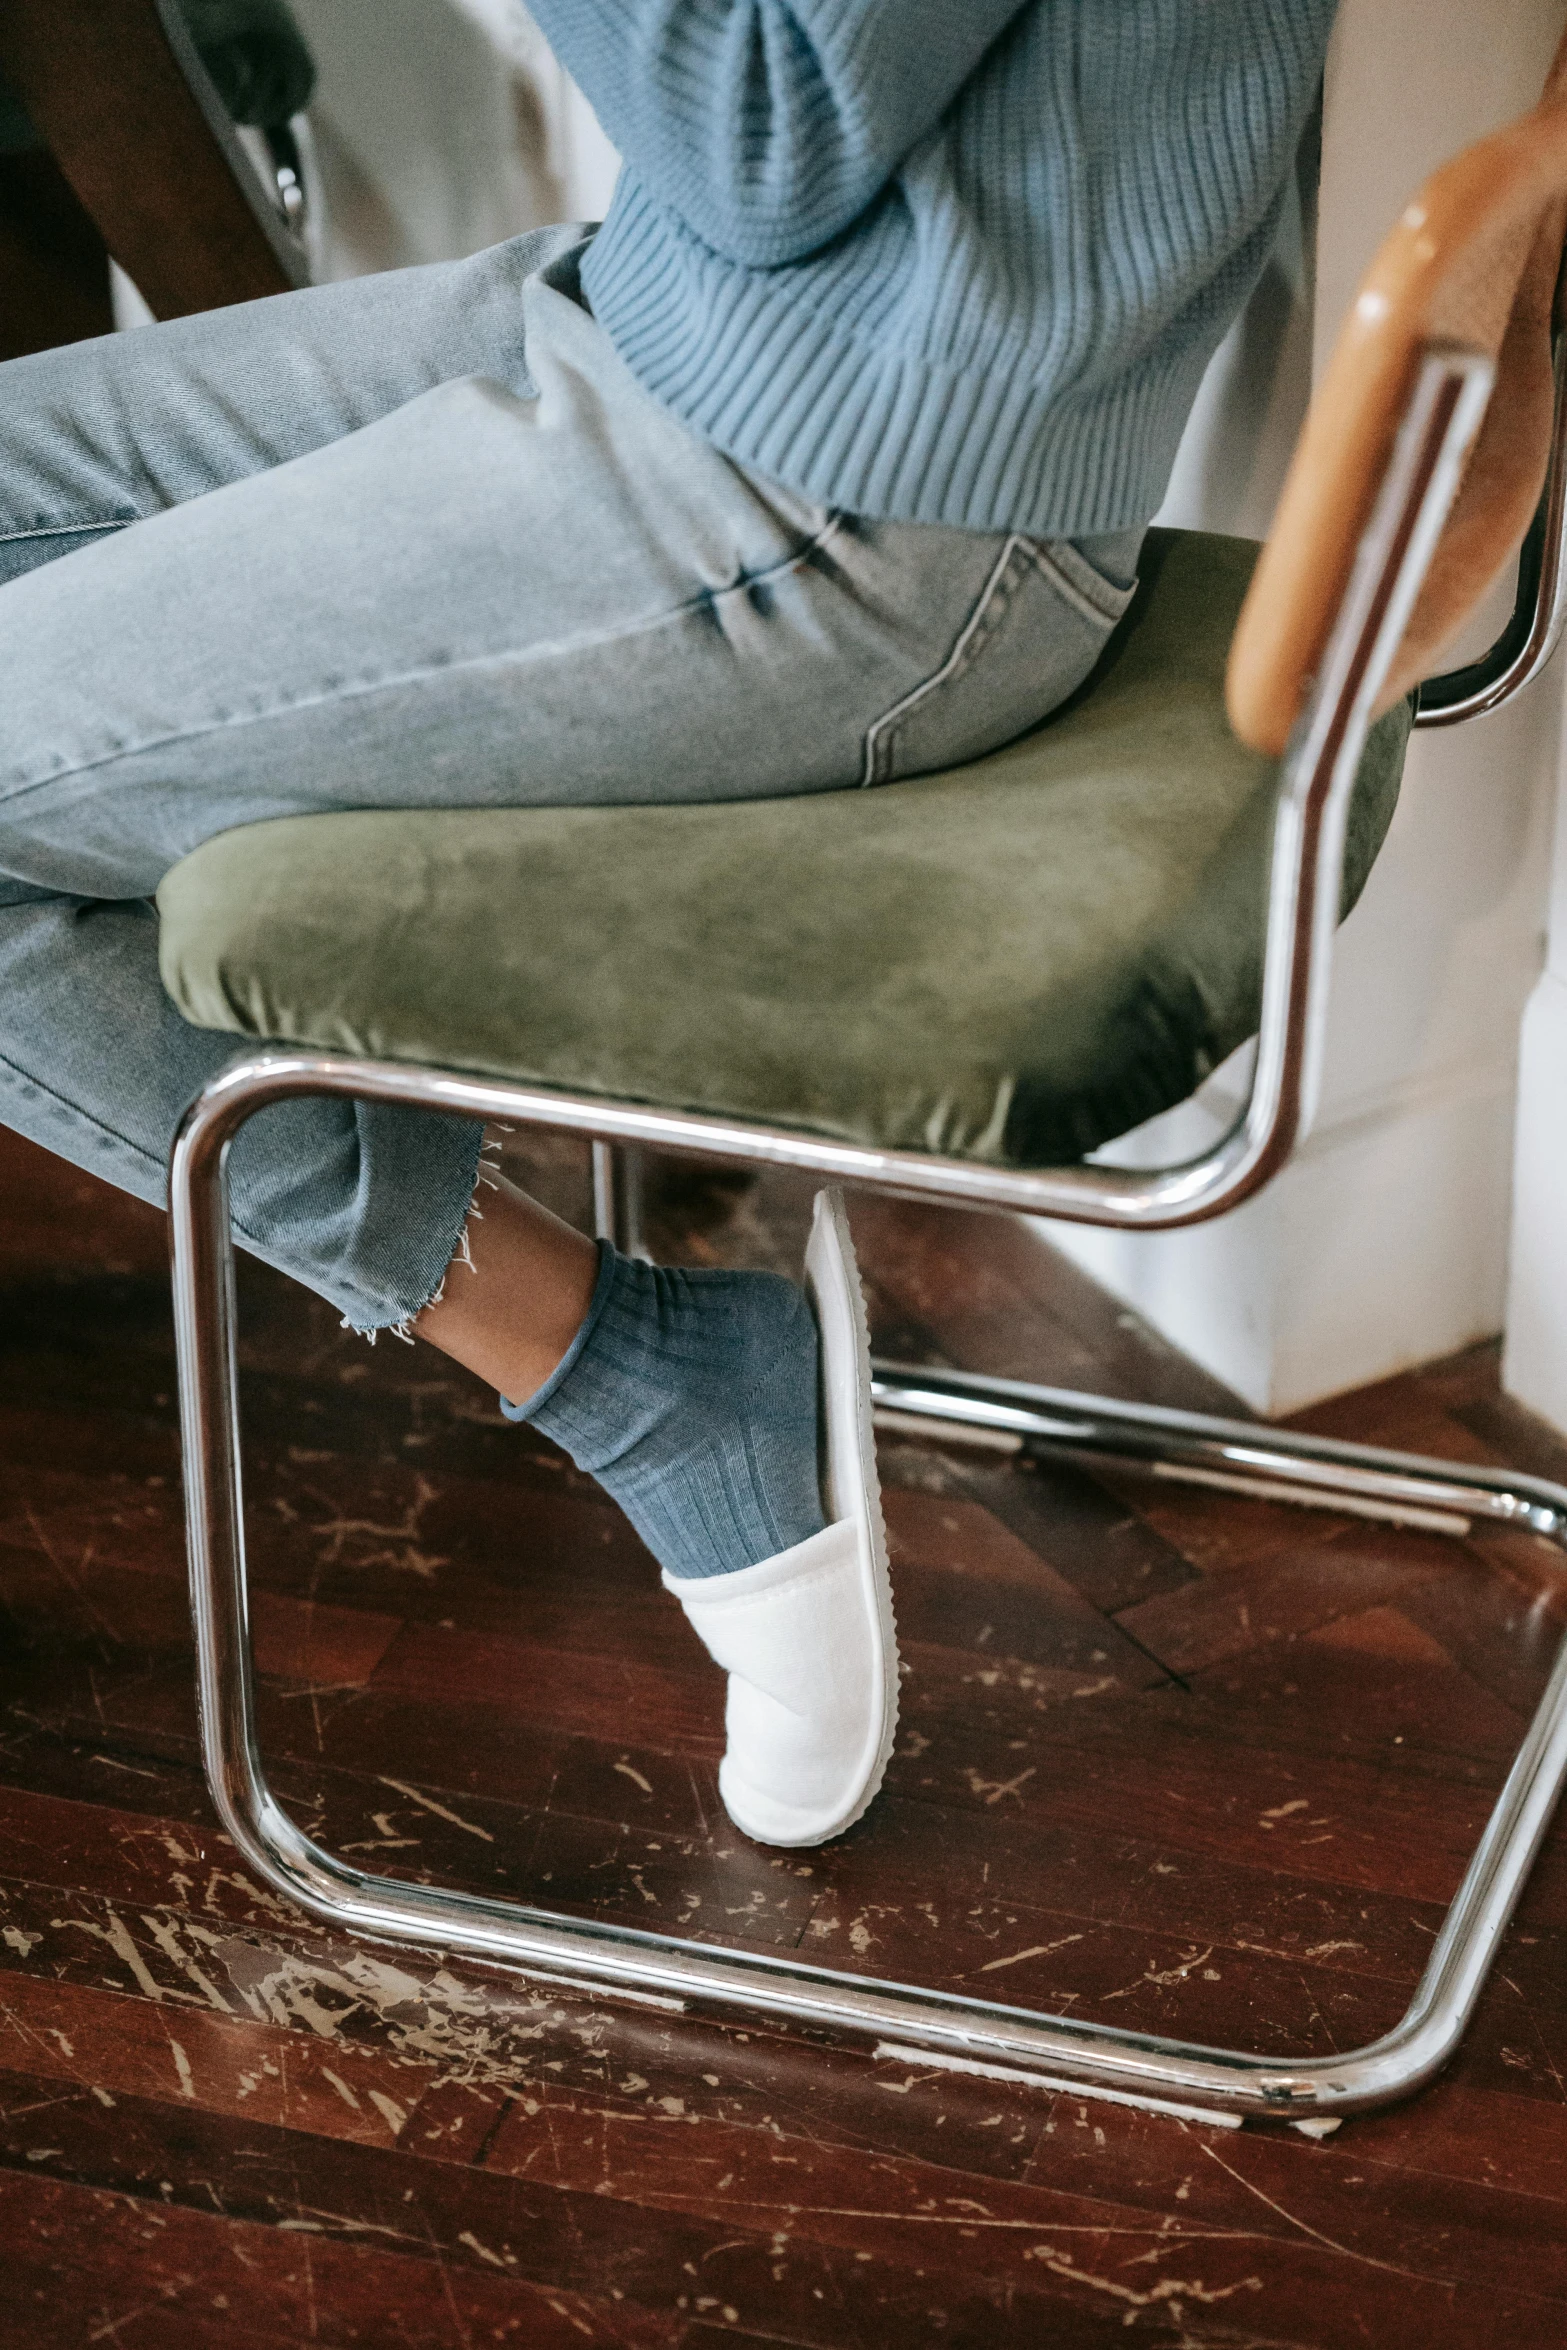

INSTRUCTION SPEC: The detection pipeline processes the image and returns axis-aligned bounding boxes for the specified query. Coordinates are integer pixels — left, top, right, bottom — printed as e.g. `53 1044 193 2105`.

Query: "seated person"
0 1 1337 1844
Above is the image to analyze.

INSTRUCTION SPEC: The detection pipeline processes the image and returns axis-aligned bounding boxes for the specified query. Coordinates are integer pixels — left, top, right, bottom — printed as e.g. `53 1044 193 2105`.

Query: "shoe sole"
789 1185 900 1845
681 1188 902 1851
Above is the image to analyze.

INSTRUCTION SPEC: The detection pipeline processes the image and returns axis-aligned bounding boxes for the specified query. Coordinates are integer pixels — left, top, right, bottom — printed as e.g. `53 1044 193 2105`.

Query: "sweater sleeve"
523 1 1035 265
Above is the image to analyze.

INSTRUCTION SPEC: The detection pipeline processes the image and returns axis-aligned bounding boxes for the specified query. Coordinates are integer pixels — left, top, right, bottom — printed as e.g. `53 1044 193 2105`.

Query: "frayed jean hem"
329 1112 490 1340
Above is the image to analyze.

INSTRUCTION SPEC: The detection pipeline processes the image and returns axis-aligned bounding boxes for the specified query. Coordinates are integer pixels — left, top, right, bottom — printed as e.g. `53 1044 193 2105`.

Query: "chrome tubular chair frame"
1417 329 1567 727
170 345 1567 2122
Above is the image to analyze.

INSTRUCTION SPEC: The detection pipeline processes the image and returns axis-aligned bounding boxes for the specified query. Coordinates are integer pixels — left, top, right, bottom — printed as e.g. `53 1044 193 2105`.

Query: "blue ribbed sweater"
525 2 1337 535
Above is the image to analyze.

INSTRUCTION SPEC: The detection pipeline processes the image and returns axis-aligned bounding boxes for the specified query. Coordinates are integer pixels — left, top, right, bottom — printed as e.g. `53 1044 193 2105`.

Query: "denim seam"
0 1039 278 1263
1 512 855 803
0 1037 481 1330
1021 537 1136 626
859 533 1029 788
0 519 135 545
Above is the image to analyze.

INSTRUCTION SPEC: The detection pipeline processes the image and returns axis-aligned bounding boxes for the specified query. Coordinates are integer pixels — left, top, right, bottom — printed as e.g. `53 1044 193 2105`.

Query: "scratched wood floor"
2 1119 1566 2348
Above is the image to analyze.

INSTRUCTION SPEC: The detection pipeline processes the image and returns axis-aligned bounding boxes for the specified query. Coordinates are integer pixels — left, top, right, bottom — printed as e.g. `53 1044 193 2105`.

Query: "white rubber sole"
796 1185 900 1844
661 1188 900 1848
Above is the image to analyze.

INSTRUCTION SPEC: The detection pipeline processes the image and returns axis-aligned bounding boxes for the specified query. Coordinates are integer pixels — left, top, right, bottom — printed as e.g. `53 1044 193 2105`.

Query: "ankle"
415 1170 601 1397
504 1251 827 1579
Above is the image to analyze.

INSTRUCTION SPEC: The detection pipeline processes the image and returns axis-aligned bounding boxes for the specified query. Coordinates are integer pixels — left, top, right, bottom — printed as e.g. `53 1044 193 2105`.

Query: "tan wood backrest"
1227 36 1567 757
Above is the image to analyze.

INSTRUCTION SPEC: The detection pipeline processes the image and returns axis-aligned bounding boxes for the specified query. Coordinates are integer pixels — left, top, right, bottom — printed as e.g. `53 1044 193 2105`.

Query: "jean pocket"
861 532 1137 787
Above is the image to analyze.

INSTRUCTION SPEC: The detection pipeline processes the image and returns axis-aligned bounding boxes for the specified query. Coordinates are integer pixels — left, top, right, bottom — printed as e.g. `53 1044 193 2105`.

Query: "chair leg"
591 1140 647 1257
169 1053 1567 2123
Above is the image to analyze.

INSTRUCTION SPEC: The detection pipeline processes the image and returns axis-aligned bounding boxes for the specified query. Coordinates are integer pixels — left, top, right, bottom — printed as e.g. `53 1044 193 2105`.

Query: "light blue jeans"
0 227 1140 1331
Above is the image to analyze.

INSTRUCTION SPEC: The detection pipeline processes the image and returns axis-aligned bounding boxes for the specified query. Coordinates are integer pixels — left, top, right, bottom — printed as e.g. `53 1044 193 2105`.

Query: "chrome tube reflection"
1416 333 1567 728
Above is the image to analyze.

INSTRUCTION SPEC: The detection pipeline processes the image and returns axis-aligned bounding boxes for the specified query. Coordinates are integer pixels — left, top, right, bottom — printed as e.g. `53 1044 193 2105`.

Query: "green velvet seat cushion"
157 529 1411 1169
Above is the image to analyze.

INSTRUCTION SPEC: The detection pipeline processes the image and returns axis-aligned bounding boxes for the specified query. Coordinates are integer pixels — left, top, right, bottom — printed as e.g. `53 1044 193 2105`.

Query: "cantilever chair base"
163 326 1567 2121
169 1048 1567 2127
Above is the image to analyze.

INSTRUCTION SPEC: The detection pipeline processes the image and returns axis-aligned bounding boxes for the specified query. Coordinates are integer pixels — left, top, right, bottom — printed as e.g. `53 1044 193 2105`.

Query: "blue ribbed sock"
501 1243 827 1579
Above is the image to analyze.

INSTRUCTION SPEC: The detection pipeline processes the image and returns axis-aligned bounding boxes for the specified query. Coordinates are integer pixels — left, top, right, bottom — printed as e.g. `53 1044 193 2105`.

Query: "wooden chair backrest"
1227 35 1567 757
0 0 305 325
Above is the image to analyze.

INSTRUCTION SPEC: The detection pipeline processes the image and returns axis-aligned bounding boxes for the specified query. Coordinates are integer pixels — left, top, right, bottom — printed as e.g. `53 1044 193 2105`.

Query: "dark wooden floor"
3 1121 1566 2347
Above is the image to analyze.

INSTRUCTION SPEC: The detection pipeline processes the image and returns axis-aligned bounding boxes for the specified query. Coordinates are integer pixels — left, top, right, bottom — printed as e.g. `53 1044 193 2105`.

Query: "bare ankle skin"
413 1166 600 1403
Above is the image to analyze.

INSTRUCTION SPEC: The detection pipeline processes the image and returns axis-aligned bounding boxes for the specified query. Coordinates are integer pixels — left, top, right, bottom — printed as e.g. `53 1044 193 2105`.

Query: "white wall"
1047 0 1567 1417
288 0 618 276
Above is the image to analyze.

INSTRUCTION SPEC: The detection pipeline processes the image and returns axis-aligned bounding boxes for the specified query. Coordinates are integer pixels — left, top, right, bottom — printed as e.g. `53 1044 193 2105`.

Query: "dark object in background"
0 149 117 354
0 0 315 361
171 0 317 127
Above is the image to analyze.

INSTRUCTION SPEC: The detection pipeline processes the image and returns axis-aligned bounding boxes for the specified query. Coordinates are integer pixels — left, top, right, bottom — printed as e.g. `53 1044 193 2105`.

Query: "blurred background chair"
0 0 314 359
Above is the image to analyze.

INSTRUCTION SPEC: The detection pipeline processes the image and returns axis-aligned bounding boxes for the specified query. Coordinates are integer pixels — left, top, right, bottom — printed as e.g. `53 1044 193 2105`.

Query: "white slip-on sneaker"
661 1187 899 1848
